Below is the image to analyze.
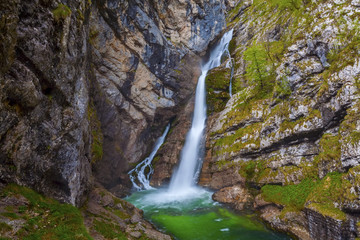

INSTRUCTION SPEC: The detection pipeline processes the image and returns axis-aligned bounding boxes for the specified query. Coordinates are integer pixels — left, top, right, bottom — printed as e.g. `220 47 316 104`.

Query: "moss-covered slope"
201 0 360 239
0 184 171 240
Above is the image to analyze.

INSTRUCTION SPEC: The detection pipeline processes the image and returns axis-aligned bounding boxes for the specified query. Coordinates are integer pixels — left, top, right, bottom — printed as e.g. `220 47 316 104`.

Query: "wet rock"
212 185 252 210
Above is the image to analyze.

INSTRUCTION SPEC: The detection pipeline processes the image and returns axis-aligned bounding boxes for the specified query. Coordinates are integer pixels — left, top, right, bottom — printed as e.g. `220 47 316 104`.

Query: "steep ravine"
0 0 228 238
1 0 360 239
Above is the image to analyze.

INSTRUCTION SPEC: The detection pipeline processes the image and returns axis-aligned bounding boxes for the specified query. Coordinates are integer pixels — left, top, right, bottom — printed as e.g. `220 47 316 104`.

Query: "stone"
212 185 252 210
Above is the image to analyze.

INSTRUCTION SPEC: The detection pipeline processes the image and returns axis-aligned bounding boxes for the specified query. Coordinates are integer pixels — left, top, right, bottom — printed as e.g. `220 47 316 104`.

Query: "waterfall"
226 56 235 97
168 29 234 194
128 124 170 191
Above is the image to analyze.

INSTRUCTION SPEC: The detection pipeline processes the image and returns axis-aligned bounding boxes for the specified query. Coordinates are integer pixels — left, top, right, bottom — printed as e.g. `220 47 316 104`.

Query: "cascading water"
168 29 234 194
125 30 291 240
128 124 170 191
226 57 235 97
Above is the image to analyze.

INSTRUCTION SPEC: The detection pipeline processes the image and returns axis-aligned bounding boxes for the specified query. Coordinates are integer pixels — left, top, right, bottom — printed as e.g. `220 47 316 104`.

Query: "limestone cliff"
89 0 226 195
200 0 360 239
0 0 227 206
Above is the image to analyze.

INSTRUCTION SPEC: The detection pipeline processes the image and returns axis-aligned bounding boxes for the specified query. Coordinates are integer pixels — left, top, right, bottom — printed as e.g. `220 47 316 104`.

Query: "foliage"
306 173 350 220
261 172 353 220
0 222 12 234
269 0 302 11
52 4 72 22
313 133 341 169
274 77 291 99
243 44 269 91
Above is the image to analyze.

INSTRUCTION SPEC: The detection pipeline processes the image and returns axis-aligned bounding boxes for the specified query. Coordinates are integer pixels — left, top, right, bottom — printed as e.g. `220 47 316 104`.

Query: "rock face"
0 0 92 206
0 0 227 204
90 0 226 194
200 0 360 239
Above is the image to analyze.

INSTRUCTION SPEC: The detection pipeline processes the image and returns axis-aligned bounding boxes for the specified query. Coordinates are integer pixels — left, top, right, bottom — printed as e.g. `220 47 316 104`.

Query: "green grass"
2 184 92 240
261 178 317 210
1 212 20 219
261 172 353 220
93 220 127 240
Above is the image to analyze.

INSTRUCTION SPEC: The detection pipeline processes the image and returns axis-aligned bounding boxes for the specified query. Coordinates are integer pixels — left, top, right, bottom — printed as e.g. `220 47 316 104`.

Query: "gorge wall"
2 0 360 239
0 0 227 206
199 0 360 239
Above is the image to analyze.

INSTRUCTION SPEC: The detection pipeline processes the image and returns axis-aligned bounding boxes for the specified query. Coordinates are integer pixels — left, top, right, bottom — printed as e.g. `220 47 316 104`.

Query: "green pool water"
125 187 292 240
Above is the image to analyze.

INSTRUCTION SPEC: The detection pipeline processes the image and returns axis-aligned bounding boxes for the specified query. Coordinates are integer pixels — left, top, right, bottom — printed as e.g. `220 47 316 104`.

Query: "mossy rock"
206 66 231 114
87 102 103 163
52 4 72 22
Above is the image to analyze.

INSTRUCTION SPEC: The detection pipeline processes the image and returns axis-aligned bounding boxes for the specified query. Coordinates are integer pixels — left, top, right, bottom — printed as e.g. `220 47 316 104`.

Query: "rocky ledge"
0 183 171 239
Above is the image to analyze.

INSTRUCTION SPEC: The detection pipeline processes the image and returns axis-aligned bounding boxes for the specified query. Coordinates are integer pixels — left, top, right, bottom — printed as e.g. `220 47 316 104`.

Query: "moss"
52 4 72 22
214 122 262 156
261 171 353 221
307 172 352 204
1 212 19 219
94 220 127 239
261 177 317 211
1 184 92 239
87 103 103 163
206 67 231 114
228 38 237 55
89 28 99 46
105 207 130 220
76 9 84 22
313 133 341 171
238 160 267 182
279 108 321 133
308 203 346 221
0 222 12 234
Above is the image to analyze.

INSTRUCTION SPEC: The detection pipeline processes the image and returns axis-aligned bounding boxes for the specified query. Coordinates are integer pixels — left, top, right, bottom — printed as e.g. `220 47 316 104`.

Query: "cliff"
0 0 226 205
200 0 360 239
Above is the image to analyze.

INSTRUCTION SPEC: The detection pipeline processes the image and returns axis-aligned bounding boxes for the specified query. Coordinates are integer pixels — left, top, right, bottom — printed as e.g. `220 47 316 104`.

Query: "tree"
243 44 269 90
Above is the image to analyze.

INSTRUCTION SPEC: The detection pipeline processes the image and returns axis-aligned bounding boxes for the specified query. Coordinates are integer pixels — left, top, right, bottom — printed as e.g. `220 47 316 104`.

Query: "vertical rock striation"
0 0 92 206
89 0 226 192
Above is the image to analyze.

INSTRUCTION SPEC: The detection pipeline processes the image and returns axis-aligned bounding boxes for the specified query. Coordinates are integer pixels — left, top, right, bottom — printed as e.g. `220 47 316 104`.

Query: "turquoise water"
125 187 292 240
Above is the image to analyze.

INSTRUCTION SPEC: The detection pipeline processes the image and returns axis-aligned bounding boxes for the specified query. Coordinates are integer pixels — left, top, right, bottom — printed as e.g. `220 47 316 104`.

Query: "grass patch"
2 184 92 240
261 172 353 220
261 177 317 210
94 220 127 239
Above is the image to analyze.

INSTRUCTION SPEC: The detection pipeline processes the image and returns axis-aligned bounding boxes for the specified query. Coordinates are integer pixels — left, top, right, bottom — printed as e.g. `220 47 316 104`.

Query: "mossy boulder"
206 64 231 115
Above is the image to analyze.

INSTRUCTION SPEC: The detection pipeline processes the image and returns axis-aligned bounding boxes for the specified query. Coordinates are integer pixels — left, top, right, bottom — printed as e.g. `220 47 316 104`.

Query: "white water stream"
128 124 170 191
125 30 291 240
168 29 234 195
128 29 234 198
